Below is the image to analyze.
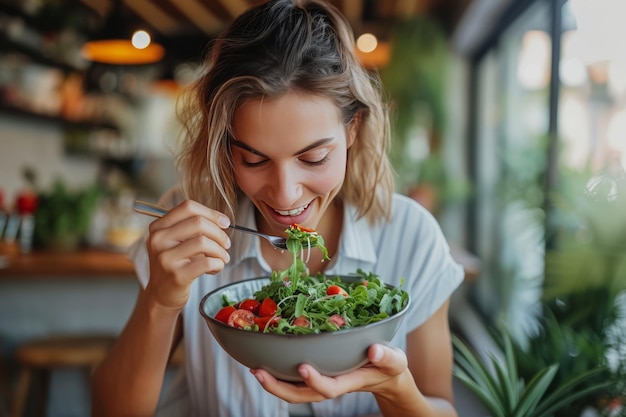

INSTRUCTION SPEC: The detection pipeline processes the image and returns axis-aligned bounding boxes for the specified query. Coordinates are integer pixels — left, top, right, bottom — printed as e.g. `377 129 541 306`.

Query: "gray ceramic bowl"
199 275 410 382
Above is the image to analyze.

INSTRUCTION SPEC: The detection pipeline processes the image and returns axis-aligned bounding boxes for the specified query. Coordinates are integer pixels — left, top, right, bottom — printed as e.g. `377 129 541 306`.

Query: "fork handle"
135 202 262 236
228 224 266 238
134 201 271 241
134 200 168 217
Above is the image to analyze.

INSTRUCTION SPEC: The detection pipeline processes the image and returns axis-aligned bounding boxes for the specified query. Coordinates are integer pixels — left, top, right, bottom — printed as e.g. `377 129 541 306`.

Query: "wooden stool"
11 335 116 417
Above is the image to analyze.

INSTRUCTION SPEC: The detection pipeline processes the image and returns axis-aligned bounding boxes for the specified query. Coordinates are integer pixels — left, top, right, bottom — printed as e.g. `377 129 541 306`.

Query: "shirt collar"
336 203 378 266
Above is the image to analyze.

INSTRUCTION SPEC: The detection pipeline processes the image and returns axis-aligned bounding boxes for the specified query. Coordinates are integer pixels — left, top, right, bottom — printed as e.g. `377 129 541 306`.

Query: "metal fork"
133 200 291 250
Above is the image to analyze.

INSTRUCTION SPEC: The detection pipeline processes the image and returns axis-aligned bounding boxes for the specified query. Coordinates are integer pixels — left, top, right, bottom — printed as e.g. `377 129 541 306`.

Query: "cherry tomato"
227 309 256 329
258 297 278 317
215 305 236 324
291 223 316 233
328 314 346 328
292 316 310 327
238 299 260 315
326 285 348 297
254 315 280 331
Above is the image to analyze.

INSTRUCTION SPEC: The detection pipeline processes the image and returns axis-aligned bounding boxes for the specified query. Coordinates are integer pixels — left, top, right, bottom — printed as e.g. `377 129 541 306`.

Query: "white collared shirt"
130 186 464 417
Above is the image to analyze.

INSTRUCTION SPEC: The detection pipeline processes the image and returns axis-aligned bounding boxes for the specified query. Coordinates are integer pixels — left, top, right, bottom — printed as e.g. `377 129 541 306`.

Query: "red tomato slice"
292 223 316 233
258 297 278 317
326 285 348 297
215 305 236 324
227 309 256 329
238 299 260 315
328 314 346 328
254 315 280 332
292 316 310 327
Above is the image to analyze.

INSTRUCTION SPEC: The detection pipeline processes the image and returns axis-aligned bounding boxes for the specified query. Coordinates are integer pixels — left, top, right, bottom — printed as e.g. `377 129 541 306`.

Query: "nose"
269 163 303 208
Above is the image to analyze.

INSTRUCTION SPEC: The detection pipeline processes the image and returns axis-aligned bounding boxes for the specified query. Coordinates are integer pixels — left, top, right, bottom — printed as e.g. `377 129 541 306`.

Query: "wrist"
373 369 426 413
139 287 183 323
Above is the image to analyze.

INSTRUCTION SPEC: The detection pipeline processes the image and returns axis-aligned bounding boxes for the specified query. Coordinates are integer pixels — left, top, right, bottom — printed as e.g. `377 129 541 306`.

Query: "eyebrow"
230 137 334 158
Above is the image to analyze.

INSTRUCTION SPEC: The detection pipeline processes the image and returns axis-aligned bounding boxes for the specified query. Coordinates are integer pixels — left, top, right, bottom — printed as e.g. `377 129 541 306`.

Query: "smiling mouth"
274 203 309 217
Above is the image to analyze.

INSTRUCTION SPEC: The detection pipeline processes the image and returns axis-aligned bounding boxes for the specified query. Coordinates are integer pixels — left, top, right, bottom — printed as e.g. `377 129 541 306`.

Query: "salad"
214 224 408 335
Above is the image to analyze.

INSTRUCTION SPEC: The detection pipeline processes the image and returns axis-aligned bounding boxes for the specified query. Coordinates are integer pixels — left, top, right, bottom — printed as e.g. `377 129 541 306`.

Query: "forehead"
232 92 344 148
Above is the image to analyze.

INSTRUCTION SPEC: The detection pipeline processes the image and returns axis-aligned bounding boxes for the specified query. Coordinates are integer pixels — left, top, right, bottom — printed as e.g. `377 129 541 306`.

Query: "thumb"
368 344 407 376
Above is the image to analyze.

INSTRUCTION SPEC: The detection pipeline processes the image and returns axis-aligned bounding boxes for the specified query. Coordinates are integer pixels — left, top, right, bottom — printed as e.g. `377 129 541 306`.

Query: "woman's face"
231 91 355 237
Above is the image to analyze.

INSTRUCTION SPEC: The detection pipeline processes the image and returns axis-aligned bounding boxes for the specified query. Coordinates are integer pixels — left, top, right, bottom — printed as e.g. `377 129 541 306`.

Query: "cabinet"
0 1 127 156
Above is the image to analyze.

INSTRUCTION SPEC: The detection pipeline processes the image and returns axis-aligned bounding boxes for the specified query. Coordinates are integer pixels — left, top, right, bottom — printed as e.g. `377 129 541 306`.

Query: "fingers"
149 201 231 252
152 200 231 231
250 369 327 403
157 235 230 277
366 344 407 376
144 200 233 310
251 344 409 403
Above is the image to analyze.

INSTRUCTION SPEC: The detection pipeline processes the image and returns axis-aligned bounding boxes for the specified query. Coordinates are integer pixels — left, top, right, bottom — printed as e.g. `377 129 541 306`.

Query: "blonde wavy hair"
176 0 394 224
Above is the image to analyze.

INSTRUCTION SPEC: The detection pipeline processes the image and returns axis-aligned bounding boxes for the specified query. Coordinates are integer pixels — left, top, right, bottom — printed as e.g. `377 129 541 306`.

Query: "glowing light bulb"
132 30 151 49
356 33 378 53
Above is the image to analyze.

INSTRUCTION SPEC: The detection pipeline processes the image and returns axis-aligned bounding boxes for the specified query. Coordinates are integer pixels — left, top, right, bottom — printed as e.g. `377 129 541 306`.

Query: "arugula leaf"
240 224 409 334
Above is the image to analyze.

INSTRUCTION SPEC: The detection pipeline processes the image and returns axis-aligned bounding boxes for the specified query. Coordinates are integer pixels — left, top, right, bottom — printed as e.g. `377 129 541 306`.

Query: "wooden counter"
0 245 479 281
0 248 135 278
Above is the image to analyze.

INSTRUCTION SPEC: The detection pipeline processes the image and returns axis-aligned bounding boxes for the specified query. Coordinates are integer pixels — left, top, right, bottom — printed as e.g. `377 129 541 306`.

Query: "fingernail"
218 216 231 228
225 238 231 250
299 365 309 379
372 345 383 362
251 369 264 383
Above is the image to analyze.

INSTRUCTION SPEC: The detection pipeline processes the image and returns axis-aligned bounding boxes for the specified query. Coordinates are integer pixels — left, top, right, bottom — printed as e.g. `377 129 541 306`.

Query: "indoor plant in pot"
453 330 612 417
23 168 102 251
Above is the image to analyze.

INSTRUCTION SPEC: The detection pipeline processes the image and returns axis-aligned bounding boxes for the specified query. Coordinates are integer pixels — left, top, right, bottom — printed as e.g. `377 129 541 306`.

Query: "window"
469 0 552 339
468 0 626 340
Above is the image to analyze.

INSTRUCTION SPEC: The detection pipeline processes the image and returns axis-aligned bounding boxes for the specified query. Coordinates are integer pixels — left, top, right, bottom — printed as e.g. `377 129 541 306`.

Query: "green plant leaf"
512 364 558 417
533 367 612 417
452 335 507 416
492 354 515 413
454 371 507 417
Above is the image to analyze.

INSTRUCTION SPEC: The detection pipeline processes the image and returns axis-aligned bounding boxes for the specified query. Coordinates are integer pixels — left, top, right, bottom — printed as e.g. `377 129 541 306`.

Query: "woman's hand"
144 200 232 312
250 343 409 403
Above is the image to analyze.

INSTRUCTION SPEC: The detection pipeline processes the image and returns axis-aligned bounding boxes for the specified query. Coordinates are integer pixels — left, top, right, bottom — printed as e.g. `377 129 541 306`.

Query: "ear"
346 112 362 148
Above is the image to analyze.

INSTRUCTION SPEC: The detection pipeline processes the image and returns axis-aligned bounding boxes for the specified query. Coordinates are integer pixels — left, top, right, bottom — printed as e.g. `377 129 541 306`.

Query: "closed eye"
241 158 269 168
300 155 330 166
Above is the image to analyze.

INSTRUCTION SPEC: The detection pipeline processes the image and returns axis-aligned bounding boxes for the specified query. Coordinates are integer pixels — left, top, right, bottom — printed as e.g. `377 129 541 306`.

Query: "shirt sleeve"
390 198 464 332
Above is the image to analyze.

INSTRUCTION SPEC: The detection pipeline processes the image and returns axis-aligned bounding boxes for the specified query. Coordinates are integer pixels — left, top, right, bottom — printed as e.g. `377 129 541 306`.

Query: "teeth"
275 203 308 216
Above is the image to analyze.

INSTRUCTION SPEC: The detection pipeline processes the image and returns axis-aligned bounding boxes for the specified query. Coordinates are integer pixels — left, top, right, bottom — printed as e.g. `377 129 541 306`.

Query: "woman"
91 1 464 416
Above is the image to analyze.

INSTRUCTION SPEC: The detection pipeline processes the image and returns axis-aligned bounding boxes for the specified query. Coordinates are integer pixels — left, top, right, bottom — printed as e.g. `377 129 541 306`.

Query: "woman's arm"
373 299 457 417
91 292 183 417
91 200 232 417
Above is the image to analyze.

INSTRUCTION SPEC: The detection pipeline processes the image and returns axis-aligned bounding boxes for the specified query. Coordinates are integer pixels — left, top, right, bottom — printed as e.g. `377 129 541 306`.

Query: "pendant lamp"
81 0 164 65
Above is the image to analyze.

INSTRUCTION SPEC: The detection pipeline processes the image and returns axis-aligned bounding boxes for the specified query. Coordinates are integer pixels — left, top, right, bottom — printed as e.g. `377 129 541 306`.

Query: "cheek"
308 158 347 194
234 169 262 195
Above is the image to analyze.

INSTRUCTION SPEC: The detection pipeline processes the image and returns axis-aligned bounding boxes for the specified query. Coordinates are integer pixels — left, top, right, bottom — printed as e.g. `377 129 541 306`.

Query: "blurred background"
0 0 625 416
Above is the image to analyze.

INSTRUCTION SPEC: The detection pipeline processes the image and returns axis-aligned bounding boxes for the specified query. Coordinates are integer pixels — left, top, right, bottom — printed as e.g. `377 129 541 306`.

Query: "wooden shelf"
0 103 119 131
0 247 136 278
0 32 82 72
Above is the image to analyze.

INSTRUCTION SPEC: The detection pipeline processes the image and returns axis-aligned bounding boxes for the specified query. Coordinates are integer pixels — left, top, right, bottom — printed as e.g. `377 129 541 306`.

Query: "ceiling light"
131 30 151 49
81 1 164 65
357 33 378 53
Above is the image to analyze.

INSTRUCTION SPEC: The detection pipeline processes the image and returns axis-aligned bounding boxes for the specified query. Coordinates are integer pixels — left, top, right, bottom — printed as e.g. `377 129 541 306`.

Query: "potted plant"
23 168 102 251
453 331 612 417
